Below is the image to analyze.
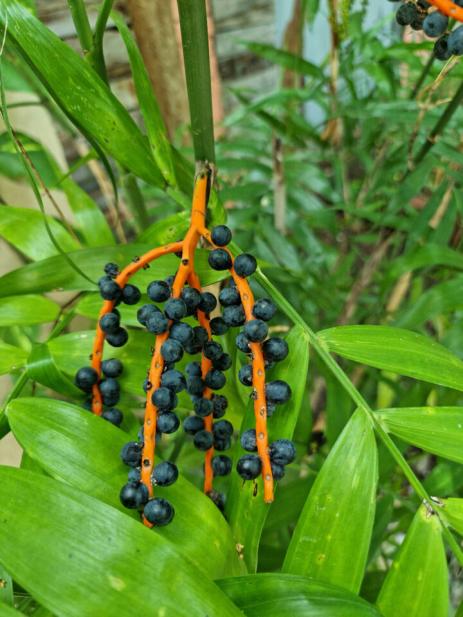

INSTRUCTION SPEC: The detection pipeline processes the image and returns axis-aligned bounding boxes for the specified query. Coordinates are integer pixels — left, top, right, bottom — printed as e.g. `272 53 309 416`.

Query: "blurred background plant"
1 0 463 615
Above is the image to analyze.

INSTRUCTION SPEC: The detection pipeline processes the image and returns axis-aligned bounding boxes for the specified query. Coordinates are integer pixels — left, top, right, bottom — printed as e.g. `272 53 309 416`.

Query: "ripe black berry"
104 262 119 278
234 253 257 278
161 339 184 363
238 364 253 386
127 467 141 482
265 380 291 404
213 419 233 439
170 322 194 347
434 34 451 60
237 454 261 480
214 436 231 451
203 341 223 361
270 439 296 465
223 305 246 327
152 386 177 411
205 369 226 390
183 415 204 435
186 375 204 396
120 441 143 467
106 327 128 347
100 378 120 405
121 284 141 305
271 462 285 480
75 366 98 391
396 2 417 26
211 225 232 246
101 407 123 426
212 455 232 476
212 353 232 371
181 287 201 313
147 280 171 302
100 312 120 334
157 412 180 434
198 292 217 313
152 461 178 487
263 337 288 362
164 298 187 321
119 481 148 509
186 361 202 376
252 298 276 321
244 319 268 342
212 394 228 418
219 287 241 307
210 317 229 335
194 397 214 417
236 332 251 354
98 276 122 301
144 497 174 526
423 11 448 38
208 248 232 271
193 326 208 347
101 358 123 378
207 489 226 512
161 369 186 393
240 428 257 452
194 429 214 450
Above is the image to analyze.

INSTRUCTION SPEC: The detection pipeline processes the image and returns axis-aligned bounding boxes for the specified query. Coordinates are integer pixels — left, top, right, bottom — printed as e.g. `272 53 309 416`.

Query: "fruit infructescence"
74 166 293 528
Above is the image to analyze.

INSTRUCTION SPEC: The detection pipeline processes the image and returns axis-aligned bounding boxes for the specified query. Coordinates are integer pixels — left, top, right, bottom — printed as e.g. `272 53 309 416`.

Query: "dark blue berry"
448 25 463 55
267 402 277 417
237 454 261 480
137 304 159 326
161 369 186 393
240 428 257 452
152 387 177 411
186 375 204 396
104 262 119 278
207 489 226 512
234 254 257 278
194 429 214 450
165 298 187 321
75 366 98 391
212 394 228 418
214 436 231 451
127 467 141 482
165 275 175 288
265 380 291 404
170 322 194 347
98 276 122 301
183 415 204 435
121 284 141 305
186 361 202 377
181 287 201 313
244 319 268 342
238 364 253 386
106 327 128 347
198 292 217 313
213 419 234 439
157 412 180 434
161 339 183 363
203 341 223 361
252 298 276 321
271 462 285 480
211 225 232 246
396 2 417 26
223 305 245 327
423 11 448 37
263 337 288 362
194 397 213 417
144 497 174 525
101 407 123 426
219 287 241 307
434 34 451 60
120 441 143 467
208 248 232 271
120 481 148 509
152 461 178 487
205 369 226 390
100 378 120 405
146 312 169 335
270 439 296 465
236 332 251 354
101 358 123 378
213 353 232 371
193 326 208 347
100 312 120 334
212 455 232 476
210 317 229 335
147 280 171 302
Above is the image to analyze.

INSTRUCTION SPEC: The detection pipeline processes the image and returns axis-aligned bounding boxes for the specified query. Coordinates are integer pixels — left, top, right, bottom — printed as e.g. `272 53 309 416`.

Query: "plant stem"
410 52 434 100
66 0 93 55
88 0 115 81
0 371 29 437
256 268 463 564
177 0 215 163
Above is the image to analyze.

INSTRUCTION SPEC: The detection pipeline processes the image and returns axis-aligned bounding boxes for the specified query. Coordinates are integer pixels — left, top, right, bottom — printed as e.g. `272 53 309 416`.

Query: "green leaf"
226 326 310 571
387 244 463 280
377 406 463 464
0 244 227 297
0 467 242 617
6 398 245 578
0 606 25 617
137 212 190 244
437 498 463 535
0 563 13 606
218 573 382 617
243 42 324 79
377 505 448 617
1 1 163 186
0 295 59 326
283 410 378 593
0 343 28 375
0 205 80 260
112 11 176 188
26 344 80 397
319 325 463 392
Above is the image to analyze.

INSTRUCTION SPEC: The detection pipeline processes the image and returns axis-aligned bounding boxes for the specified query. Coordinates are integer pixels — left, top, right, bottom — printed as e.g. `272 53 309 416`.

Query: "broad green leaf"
377 505 448 617
0 606 25 617
0 244 227 297
283 410 378 593
387 244 463 281
0 205 80 260
7 398 244 578
377 406 463 464
76 293 144 327
227 326 310 571
319 325 463 392
137 212 190 244
0 343 28 375
26 344 80 397
437 498 463 535
0 563 13 606
1 2 163 186
112 11 176 187
0 295 58 326
218 573 382 617
243 42 324 79
0 467 242 617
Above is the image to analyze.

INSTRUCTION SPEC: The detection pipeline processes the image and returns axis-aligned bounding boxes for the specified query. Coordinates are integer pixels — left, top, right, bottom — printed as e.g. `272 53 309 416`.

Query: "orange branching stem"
428 0 463 20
